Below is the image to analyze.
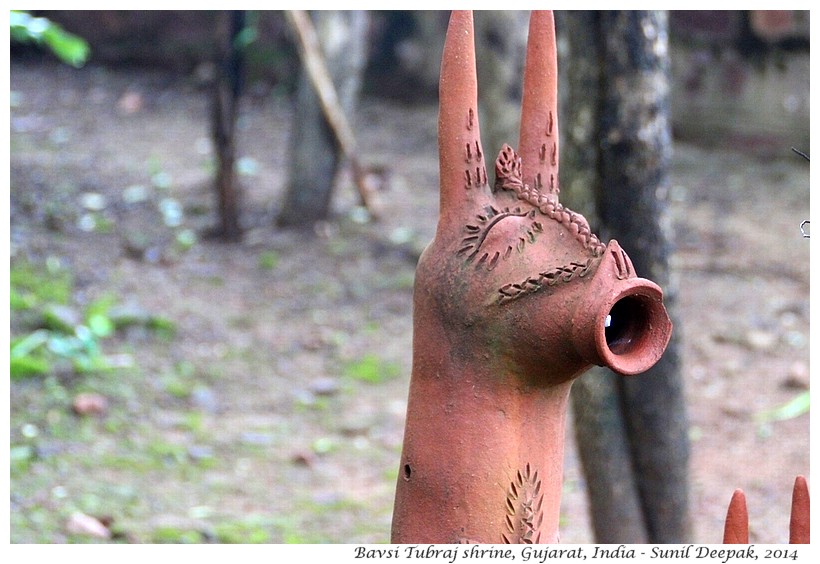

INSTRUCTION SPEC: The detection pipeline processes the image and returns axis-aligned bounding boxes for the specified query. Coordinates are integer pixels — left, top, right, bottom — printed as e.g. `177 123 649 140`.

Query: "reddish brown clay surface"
391 11 672 544
722 489 750 544
788 476 810 544
723 476 809 544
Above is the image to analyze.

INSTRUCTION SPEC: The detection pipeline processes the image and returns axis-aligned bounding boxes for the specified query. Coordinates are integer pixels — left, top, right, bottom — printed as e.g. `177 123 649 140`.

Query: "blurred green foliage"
11 10 90 67
9 260 173 379
757 391 810 423
344 354 401 384
10 258 73 307
10 288 119 379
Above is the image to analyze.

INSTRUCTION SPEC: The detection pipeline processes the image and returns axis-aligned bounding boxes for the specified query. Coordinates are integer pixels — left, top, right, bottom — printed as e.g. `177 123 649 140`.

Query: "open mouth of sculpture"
604 295 651 356
591 286 672 376
572 278 672 377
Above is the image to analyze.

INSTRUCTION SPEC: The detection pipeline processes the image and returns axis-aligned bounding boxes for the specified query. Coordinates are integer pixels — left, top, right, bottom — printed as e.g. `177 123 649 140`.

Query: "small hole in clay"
403 464 412 481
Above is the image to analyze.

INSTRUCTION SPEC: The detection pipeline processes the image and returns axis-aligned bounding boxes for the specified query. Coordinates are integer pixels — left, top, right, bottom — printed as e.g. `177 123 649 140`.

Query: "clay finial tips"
722 489 749 544
789 475 810 544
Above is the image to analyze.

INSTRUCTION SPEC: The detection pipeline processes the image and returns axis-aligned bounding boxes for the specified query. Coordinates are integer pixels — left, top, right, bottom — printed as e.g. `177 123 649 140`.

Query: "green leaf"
10 260 73 305
147 316 177 338
257 250 279 270
42 304 81 333
42 26 90 67
10 355 51 379
87 313 115 338
10 287 36 310
11 329 50 356
311 436 335 454
756 391 810 423
10 444 35 463
47 334 83 357
72 353 112 374
10 11 90 68
175 228 197 251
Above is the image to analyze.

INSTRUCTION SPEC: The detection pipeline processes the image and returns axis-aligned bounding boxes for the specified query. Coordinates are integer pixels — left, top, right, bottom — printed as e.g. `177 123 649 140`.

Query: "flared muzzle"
570 240 672 375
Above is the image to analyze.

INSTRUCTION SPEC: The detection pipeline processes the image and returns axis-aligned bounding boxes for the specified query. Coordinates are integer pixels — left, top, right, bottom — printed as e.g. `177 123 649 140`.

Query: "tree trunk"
560 10 691 543
558 11 647 542
555 11 600 226
212 10 245 242
571 368 649 542
599 10 690 544
277 11 369 229
474 11 528 161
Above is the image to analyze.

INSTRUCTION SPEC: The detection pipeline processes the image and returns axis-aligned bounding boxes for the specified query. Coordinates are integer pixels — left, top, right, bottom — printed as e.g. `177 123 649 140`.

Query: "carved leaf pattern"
501 463 545 544
495 144 524 192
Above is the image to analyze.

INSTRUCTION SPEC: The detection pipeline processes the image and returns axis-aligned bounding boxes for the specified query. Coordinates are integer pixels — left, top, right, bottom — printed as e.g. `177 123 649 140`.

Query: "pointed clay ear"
438 10 488 220
518 10 559 198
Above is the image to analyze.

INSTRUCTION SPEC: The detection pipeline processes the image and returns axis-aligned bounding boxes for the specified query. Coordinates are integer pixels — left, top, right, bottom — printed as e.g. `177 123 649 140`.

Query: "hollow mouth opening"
605 295 651 356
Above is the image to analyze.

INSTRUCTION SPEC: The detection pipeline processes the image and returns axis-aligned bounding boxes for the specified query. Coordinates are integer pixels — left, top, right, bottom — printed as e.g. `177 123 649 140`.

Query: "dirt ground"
9 62 810 544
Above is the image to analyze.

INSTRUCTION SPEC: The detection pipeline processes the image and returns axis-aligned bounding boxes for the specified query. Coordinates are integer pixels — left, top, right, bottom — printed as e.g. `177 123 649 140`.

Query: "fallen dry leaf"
66 511 112 539
117 90 143 114
72 393 109 416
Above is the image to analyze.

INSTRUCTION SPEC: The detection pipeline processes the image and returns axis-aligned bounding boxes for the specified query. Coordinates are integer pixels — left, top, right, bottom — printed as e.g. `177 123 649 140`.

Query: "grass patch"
257 250 279 270
149 514 334 544
343 354 401 384
214 516 272 543
97 452 160 473
152 526 206 544
10 258 73 307
9 259 173 380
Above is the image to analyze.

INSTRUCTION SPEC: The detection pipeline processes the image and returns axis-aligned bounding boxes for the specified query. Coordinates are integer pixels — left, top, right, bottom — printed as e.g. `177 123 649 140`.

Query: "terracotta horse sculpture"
391 10 672 544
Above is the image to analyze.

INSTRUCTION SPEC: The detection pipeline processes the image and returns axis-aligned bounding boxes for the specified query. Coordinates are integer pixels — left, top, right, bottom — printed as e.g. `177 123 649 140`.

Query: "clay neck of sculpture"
391 318 578 544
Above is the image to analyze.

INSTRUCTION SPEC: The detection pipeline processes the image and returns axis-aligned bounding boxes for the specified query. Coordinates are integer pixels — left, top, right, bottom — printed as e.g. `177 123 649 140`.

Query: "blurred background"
9 10 809 543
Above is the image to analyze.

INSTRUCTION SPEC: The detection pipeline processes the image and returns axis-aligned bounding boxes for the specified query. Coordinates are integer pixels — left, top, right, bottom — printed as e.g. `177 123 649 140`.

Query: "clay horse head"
391 11 672 544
